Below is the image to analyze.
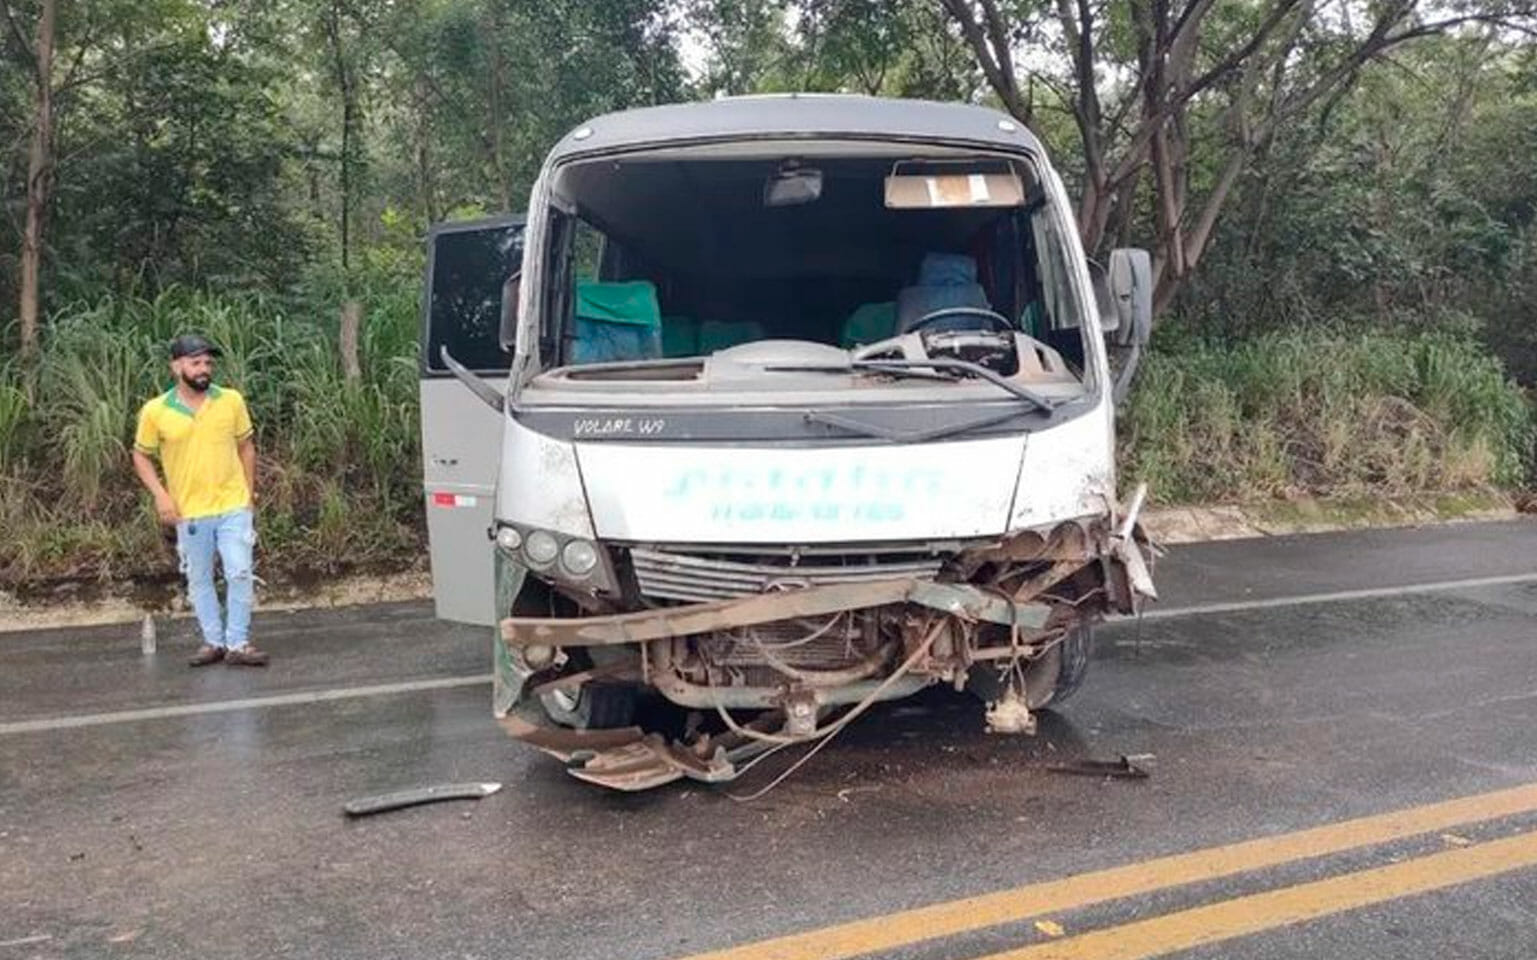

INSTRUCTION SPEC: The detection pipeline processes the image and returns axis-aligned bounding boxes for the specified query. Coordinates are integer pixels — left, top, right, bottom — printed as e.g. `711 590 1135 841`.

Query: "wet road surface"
2 519 1535 959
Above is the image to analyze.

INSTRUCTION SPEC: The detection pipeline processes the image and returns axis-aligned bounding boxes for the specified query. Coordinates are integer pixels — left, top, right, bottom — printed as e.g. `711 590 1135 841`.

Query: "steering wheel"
906 305 1013 335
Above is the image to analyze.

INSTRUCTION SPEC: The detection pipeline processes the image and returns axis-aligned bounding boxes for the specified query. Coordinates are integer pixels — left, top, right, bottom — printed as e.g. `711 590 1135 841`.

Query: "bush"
0 256 425 588
4 289 1532 590
1121 327 1534 503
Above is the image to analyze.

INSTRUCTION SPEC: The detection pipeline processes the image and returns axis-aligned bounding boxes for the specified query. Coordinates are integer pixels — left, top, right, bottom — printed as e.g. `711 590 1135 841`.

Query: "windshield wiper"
769 358 1056 411
804 406 1033 443
850 357 1058 411
764 358 1057 411
766 357 1059 442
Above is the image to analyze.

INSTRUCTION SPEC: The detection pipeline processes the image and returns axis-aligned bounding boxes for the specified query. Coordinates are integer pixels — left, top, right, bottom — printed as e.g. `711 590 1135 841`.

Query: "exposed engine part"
782 688 820 737
984 685 1038 735
679 610 894 691
495 514 1158 791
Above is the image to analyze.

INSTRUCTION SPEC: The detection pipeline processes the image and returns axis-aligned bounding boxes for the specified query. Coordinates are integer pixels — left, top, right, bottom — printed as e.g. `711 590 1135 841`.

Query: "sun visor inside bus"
884 170 1025 209
571 280 663 364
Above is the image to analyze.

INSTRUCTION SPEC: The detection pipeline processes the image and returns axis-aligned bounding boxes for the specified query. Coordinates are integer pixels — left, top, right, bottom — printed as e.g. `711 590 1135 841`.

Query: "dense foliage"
1 0 1532 587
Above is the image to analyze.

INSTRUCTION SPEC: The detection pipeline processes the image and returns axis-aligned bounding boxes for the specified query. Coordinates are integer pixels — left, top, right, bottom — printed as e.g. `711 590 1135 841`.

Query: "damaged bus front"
420 96 1156 791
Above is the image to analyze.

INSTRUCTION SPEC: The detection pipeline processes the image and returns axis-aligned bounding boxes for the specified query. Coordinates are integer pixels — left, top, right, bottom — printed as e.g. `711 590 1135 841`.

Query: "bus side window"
423 219 524 375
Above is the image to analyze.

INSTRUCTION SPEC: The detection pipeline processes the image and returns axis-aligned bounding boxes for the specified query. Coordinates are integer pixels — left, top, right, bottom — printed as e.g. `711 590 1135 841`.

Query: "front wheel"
539 682 637 730
1040 620 1093 708
966 621 1095 710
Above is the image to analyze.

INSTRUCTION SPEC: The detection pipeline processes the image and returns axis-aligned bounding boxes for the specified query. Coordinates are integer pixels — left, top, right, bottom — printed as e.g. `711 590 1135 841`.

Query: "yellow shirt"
134 385 254 519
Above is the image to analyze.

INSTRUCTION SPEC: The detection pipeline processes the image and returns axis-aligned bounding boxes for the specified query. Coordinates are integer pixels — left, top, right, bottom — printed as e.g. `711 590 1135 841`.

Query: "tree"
378 0 684 217
320 0 375 276
792 0 978 98
58 28 308 290
687 0 795 95
6 0 55 363
942 0 1537 314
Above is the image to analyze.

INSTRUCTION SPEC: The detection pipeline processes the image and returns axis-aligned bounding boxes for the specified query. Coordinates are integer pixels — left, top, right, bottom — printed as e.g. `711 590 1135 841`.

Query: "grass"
1248 490 1513 530
1121 328 1535 504
2 286 1532 593
0 256 426 590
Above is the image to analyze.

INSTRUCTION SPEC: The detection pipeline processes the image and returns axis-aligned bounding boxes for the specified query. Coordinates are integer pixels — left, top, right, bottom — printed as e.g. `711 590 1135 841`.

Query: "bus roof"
547 94 1044 162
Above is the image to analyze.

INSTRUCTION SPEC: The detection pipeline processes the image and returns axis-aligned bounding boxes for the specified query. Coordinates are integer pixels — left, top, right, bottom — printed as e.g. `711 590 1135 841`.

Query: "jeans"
176 508 255 650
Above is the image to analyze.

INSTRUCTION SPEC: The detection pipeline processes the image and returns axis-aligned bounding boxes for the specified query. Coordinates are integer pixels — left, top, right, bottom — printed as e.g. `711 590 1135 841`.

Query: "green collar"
164 384 221 417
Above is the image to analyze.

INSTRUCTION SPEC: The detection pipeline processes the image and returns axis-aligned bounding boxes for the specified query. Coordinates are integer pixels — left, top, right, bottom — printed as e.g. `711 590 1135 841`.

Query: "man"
131 334 269 667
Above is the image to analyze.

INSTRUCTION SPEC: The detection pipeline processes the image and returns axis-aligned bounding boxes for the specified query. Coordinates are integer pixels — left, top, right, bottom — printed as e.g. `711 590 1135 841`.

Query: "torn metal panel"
493 416 596 538
499 704 788 791
908 581 1053 628
1008 405 1117 529
562 738 691 791
343 782 503 817
501 578 1052 648
490 502 1158 793
497 712 645 759
1111 535 1157 602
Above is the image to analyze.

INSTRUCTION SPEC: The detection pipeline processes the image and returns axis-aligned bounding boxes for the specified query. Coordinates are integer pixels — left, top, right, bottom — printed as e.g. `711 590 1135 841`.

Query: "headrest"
917 253 978 287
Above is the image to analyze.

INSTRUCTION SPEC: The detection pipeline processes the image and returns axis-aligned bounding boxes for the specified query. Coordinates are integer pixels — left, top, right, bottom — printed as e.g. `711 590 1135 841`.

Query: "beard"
181 371 212 393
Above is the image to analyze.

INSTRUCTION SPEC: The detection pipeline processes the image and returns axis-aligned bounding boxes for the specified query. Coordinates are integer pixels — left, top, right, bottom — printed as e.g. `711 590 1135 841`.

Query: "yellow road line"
677 782 1537 960
975 826 1537 960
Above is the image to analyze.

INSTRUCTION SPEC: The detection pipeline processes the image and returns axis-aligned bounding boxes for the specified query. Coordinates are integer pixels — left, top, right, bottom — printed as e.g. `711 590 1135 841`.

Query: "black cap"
169 334 223 360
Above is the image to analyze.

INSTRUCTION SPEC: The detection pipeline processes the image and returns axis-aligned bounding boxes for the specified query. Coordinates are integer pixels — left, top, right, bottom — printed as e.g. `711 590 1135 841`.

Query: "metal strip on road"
1124 570 1537 623
674 781 1537 960
0 674 491 736
974 827 1537 960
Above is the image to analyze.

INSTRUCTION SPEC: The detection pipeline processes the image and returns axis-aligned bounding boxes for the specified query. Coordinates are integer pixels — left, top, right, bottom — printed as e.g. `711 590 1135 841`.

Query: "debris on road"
1046 754 1153 780
343 781 503 818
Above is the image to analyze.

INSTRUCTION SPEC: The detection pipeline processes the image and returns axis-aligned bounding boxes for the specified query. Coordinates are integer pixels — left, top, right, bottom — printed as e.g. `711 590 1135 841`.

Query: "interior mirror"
498 271 521 351
764 166 822 207
1106 248 1152 347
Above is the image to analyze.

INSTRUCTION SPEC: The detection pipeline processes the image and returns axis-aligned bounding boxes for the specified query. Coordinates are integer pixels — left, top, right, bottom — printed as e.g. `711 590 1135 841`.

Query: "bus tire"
539 682 637 730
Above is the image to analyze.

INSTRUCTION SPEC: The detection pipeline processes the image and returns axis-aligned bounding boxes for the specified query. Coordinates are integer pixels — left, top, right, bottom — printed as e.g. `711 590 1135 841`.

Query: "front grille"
691 616 886 688
630 547 943 603
703 619 862 670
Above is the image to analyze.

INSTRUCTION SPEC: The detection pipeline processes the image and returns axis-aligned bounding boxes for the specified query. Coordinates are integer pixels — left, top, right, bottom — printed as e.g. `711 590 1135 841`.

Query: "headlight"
560 539 599 577
495 526 523 552
524 530 559 566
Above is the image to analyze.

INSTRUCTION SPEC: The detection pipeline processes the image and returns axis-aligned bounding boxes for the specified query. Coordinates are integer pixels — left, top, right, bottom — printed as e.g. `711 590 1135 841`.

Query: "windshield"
526 141 1095 399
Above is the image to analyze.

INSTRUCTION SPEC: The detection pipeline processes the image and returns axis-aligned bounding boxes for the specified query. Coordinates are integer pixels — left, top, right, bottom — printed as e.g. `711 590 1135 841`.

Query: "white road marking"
6 572 1535 736
0 674 491 736
1120 571 1537 623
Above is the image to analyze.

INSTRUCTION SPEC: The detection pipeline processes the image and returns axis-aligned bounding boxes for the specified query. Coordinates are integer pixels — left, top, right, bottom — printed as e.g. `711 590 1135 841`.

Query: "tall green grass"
3 284 1532 589
0 257 425 588
1121 329 1534 503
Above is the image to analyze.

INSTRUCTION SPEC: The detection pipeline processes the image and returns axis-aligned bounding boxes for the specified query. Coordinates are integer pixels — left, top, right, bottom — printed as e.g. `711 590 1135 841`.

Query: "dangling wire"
727 619 947 802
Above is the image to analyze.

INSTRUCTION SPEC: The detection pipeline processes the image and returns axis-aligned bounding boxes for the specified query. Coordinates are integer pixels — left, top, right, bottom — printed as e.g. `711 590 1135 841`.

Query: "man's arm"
131 449 181 525
238 437 256 506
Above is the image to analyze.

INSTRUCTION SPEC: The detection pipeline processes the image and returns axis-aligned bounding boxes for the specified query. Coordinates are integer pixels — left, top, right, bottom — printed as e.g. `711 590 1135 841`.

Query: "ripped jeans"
176 508 256 650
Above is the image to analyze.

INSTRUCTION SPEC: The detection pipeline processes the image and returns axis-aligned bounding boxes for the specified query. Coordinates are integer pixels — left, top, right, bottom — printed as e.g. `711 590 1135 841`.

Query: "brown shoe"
188 645 225 667
224 645 269 667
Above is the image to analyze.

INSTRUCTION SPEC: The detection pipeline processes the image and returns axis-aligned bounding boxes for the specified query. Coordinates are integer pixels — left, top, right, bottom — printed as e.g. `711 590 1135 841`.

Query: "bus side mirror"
1090 249 1153 406
1097 249 1151 347
499 271 522 353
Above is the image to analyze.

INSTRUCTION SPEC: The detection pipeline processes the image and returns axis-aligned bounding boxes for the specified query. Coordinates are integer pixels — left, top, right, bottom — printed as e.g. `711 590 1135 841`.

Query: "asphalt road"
2 519 1536 959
